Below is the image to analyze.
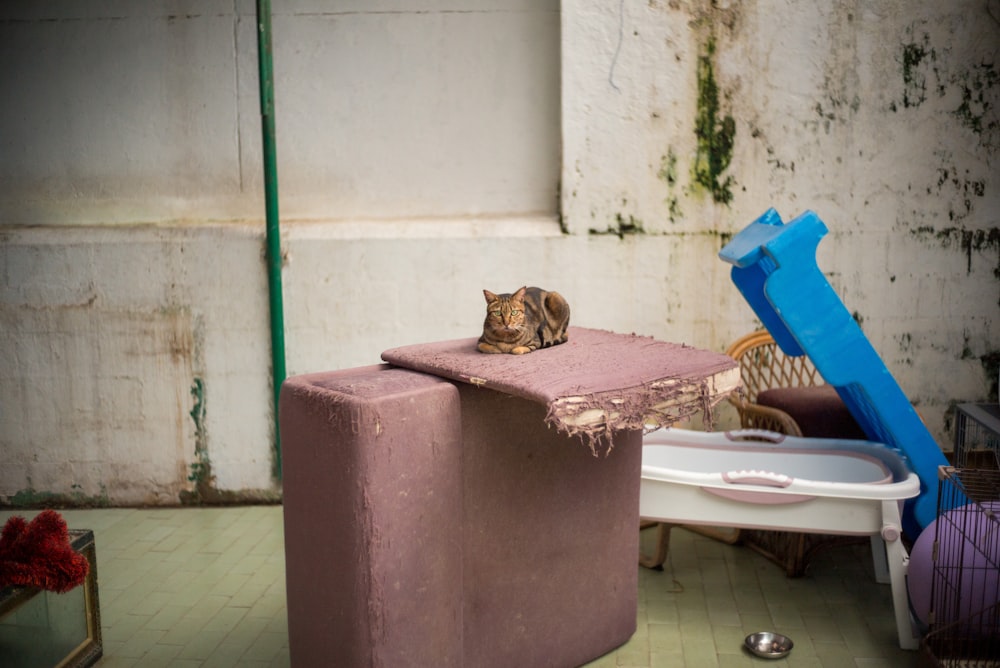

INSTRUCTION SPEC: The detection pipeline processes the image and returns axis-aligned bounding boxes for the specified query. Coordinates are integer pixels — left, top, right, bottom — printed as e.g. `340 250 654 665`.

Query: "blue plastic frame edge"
719 209 949 536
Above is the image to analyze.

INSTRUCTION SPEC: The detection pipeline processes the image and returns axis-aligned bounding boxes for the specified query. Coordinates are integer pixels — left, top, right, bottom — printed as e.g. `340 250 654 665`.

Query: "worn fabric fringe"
545 375 731 456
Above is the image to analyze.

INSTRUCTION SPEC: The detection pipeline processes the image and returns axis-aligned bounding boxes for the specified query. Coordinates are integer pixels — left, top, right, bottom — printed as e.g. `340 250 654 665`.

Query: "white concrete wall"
1 0 997 505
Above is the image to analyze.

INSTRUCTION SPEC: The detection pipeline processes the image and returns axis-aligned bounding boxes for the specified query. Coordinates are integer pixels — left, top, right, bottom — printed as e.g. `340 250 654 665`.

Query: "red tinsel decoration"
0 509 90 593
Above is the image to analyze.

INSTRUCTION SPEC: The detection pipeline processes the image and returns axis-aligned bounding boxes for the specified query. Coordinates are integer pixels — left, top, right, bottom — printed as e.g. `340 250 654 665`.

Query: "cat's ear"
513 286 527 300
483 289 498 303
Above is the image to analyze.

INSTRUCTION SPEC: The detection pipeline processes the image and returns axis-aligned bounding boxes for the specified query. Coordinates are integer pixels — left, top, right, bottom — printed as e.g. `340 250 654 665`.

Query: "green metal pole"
256 0 286 482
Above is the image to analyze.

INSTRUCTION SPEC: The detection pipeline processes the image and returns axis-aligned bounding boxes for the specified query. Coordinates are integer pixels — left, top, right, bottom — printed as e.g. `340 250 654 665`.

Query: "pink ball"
907 502 1000 628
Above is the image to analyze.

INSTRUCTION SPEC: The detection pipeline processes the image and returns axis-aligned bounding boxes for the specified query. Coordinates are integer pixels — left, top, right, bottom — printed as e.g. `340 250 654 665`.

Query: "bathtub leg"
882 502 919 650
639 522 675 569
870 534 890 584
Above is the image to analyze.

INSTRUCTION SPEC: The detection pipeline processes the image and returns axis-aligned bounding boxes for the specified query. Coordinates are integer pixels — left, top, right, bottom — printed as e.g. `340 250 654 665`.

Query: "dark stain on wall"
910 225 1000 309
964 333 1000 403
929 163 987 225
657 149 683 222
589 212 645 239
893 23 999 154
953 61 999 148
982 350 1000 402
897 36 937 110
910 226 1000 275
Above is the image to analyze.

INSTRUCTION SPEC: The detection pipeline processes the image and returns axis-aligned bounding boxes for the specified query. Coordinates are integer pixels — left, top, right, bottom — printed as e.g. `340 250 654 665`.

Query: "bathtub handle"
722 470 793 488
723 429 787 444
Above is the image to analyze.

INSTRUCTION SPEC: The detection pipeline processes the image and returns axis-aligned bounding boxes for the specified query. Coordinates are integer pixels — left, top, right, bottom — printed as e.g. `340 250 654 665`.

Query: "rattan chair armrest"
731 399 804 437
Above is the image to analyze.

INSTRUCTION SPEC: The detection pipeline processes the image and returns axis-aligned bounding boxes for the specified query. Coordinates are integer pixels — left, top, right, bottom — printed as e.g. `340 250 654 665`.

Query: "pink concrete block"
281 365 641 667
281 365 464 667
456 384 640 667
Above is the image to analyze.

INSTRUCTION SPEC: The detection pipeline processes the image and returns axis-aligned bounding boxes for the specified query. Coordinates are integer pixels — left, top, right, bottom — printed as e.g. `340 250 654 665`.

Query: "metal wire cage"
953 404 1000 470
921 467 1000 667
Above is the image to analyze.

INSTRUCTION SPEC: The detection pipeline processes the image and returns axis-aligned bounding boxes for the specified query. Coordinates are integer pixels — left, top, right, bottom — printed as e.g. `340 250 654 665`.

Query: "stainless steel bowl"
744 631 793 659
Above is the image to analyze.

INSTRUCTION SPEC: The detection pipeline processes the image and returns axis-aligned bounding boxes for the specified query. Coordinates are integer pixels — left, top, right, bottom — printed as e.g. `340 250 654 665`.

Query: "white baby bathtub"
640 428 921 650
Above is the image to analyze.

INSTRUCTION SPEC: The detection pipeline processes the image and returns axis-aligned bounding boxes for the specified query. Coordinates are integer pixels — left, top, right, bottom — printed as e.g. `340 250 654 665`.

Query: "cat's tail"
545 292 570 322
544 291 570 344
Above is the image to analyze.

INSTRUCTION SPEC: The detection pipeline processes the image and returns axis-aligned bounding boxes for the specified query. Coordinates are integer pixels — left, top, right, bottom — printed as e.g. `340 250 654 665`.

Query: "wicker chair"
725 329 821 436
724 329 866 577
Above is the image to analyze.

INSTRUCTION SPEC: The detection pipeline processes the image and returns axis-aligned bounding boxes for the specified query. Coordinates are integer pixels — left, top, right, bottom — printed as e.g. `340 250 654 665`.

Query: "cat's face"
483 287 527 335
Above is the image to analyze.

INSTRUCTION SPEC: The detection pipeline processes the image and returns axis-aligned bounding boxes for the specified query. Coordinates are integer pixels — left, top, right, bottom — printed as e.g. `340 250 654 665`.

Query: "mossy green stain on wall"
658 150 678 186
189 377 207 467
185 377 215 502
693 37 736 205
6 485 111 509
658 149 683 223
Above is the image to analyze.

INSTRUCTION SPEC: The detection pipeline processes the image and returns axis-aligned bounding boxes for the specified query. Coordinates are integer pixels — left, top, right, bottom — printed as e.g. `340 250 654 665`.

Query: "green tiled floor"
2 507 289 668
0 507 921 667
606 527 921 668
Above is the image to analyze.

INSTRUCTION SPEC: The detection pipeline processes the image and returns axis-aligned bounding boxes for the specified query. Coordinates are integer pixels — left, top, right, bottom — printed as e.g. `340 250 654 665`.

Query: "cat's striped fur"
477 286 570 354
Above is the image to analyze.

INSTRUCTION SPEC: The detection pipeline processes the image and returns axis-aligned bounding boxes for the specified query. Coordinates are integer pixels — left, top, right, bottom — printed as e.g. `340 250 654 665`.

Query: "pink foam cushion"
382 326 738 450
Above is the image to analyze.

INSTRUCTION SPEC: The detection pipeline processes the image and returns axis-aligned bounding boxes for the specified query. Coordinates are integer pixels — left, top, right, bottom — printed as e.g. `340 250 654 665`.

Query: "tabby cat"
477 286 570 354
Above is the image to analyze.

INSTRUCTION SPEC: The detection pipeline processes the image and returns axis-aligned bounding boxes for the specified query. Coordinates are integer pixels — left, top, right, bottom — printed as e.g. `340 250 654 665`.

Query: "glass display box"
0 529 102 668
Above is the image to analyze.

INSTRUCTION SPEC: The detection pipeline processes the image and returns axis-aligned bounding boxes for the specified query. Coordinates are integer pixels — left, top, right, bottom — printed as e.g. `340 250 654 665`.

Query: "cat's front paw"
510 346 533 354
477 342 503 354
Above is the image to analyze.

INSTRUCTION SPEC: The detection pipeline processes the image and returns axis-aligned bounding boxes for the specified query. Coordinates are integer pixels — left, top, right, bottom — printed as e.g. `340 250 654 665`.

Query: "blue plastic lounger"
719 208 948 537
